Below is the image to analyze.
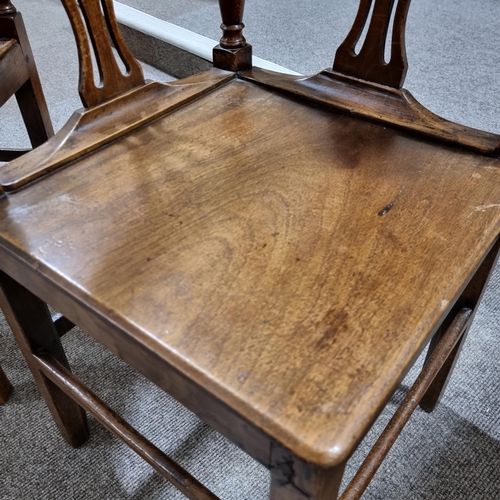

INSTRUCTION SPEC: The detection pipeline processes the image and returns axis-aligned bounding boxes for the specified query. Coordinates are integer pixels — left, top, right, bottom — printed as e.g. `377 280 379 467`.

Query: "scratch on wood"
474 203 500 212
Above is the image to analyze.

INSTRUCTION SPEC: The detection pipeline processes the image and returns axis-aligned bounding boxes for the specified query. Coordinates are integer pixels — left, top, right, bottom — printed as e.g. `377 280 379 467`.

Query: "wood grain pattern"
2 1 500 497
0 41 28 108
2 80 500 469
242 68 500 156
0 245 274 468
0 70 234 191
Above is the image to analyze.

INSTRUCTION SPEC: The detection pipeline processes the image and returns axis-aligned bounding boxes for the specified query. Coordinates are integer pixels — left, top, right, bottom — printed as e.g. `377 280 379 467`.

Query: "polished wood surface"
0 0 16 15
1 0 499 498
0 71 234 190
0 38 16 57
241 70 500 156
0 40 28 109
2 77 500 466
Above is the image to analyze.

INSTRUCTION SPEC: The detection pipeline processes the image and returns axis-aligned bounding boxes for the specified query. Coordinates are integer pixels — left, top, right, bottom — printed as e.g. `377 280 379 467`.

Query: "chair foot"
15 78 53 148
269 446 345 500
0 272 89 447
0 364 13 404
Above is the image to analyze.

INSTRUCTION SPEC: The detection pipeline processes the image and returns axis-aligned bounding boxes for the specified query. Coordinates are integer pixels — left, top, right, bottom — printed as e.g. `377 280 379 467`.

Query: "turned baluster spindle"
219 0 246 48
0 0 16 15
213 0 252 72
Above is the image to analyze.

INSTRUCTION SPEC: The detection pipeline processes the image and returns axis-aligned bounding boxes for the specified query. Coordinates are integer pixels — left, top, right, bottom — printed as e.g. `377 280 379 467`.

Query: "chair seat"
0 38 16 58
1 74 500 467
0 38 27 109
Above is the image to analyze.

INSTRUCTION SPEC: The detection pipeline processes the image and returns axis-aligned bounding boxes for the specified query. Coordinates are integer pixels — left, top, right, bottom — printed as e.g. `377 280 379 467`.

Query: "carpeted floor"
1 1 499 499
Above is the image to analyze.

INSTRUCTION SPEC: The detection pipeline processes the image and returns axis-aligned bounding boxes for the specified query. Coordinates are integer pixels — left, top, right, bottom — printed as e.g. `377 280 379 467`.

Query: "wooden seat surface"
0 38 16 58
1 74 500 467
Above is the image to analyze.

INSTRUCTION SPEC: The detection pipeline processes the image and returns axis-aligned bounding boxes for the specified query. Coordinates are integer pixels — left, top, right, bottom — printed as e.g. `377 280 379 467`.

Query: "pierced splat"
60 0 145 107
333 0 411 88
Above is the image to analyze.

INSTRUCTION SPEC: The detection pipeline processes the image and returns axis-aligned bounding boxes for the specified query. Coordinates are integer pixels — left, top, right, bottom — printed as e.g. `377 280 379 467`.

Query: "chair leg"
0 363 13 404
14 9 54 148
2 7 54 147
15 77 53 148
0 272 89 447
420 237 500 412
270 446 345 500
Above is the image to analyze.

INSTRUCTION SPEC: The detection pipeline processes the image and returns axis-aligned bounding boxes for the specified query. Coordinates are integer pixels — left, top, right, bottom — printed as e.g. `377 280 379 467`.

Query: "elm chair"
0 0 53 161
0 0 499 498
0 0 54 404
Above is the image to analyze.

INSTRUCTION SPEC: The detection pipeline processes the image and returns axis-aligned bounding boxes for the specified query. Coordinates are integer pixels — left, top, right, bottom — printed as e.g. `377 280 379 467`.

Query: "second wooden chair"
0 0 69 404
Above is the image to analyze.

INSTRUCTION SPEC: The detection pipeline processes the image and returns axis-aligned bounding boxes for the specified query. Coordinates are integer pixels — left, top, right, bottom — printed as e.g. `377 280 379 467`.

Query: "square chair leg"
0 272 88 447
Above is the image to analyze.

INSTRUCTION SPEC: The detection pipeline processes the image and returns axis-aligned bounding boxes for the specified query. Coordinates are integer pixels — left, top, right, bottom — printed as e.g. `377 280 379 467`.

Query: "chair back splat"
333 0 411 88
1 1 500 499
60 0 145 107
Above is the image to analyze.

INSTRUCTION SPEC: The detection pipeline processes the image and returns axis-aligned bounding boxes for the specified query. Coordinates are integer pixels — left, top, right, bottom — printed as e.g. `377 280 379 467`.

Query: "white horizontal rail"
114 2 302 76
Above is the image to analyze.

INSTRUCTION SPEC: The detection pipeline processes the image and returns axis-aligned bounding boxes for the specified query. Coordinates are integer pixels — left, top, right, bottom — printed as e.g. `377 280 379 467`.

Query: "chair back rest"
333 0 411 88
59 0 145 107
215 0 411 87
213 0 499 156
59 0 412 99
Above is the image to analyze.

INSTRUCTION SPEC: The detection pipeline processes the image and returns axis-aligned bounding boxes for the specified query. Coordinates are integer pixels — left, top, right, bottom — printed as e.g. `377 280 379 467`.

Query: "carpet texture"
0 0 499 499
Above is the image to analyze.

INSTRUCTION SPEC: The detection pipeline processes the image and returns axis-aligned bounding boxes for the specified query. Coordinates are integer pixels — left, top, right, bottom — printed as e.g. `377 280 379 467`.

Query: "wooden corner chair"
0 0 55 404
0 0 53 161
0 0 498 498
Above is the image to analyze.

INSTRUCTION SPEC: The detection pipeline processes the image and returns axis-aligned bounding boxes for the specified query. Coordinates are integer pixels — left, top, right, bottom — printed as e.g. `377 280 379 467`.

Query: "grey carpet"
1 0 500 499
